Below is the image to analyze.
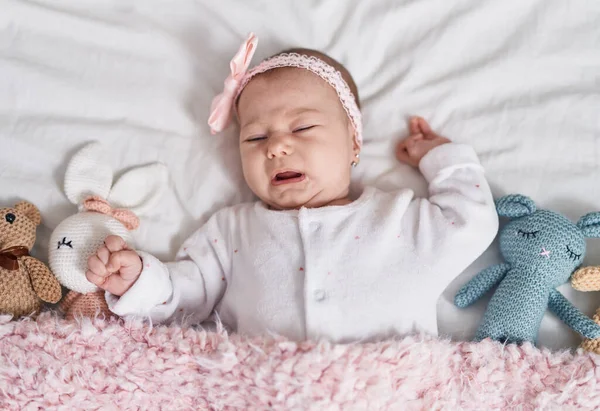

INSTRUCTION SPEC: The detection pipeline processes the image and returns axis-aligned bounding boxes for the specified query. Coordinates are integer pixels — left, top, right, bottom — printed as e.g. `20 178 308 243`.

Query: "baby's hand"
86 235 143 296
396 117 451 167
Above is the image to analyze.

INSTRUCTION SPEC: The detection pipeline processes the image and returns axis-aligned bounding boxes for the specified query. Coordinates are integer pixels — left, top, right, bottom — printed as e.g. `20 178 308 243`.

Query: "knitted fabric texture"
571 266 600 291
49 212 133 294
82 196 140 231
0 246 29 271
571 266 600 353
580 307 600 354
59 290 114 320
0 202 62 318
48 142 167 308
455 194 600 344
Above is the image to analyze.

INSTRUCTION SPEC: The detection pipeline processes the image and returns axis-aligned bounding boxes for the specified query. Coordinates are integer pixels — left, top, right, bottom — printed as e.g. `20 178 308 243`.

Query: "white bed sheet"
1 0 599 350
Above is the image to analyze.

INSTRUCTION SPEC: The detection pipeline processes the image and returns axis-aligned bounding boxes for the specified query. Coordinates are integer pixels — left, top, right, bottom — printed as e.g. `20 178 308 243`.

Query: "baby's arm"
87 215 229 324
397 117 499 270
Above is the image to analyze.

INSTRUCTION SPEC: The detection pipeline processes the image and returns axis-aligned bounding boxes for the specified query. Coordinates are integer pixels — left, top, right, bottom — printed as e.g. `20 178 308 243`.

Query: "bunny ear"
108 163 169 216
495 194 537 219
577 212 600 238
64 142 113 205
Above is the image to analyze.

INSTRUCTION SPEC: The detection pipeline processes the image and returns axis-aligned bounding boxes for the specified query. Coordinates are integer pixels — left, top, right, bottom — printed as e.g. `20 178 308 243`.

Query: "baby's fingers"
87 254 108 277
86 270 130 296
396 141 409 161
86 270 107 288
96 245 110 265
396 140 419 167
409 117 422 135
409 117 432 136
104 235 129 253
107 250 142 281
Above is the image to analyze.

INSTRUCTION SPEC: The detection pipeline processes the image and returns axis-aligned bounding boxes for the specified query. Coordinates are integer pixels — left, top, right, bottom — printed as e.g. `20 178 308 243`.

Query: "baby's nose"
267 135 293 158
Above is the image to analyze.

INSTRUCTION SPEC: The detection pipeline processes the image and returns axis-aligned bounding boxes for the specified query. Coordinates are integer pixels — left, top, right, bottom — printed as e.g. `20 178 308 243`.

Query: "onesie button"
314 289 326 301
310 222 321 232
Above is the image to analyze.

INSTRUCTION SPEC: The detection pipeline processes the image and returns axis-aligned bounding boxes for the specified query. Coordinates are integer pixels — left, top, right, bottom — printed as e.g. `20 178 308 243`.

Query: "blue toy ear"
495 194 537 218
577 212 600 238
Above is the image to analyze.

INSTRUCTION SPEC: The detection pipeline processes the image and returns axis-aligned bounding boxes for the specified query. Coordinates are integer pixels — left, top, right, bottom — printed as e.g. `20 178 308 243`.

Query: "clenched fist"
396 117 451 167
86 235 143 296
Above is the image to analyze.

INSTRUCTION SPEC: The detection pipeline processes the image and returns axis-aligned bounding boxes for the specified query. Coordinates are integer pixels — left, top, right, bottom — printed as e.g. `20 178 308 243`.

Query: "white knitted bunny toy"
49 142 168 320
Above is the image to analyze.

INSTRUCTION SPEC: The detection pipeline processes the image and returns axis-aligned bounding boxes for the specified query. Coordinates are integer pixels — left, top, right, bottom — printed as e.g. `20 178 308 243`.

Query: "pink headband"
208 33 363 146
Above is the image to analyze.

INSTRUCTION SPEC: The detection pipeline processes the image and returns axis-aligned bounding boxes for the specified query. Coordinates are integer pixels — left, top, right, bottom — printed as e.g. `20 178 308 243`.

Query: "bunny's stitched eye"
57 237 73 249
566 245 581 261
518 229 539 239
5 213 15 224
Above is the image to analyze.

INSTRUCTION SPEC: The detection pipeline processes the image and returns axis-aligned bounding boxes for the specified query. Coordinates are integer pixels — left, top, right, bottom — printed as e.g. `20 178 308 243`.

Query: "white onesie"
107 143 498 342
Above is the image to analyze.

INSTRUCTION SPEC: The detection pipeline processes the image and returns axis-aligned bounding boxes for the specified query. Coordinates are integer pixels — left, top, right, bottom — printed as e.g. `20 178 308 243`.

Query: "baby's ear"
577 212 600 238
350 124 360 152
495 194 537 218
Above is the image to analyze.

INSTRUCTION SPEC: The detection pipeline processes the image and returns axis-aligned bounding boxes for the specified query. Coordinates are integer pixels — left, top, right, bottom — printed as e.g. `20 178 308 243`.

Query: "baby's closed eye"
292 125 316 133
245 135 267 142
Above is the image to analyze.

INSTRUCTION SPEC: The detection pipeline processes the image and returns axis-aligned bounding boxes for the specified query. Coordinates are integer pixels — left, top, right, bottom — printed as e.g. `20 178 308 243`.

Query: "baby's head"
209 35 362 210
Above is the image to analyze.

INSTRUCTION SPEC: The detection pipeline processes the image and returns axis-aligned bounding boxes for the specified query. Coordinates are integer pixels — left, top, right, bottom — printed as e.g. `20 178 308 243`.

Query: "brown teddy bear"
0 201 62 318
571 266 600 353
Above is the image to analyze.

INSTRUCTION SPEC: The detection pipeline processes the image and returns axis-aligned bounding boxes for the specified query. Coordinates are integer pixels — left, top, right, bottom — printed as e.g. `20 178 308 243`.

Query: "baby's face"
237 68 358 210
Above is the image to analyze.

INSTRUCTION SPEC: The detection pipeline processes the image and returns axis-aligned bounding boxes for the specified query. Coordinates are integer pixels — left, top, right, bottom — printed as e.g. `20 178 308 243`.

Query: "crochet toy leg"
0 266 42 318
580 307 600 354
61 290 115 320
570 267 600 353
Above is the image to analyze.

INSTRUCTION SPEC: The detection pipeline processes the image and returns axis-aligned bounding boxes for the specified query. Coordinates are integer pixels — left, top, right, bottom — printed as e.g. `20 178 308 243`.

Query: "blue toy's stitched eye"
518 229 539 239
57 237 73 249
566 245 581 261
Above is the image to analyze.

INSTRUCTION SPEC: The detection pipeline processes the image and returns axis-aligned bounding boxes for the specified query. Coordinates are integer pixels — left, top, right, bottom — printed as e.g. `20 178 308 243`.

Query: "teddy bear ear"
14 201 42 226
64 142 113 205
577 212 600 238
495 194 537 218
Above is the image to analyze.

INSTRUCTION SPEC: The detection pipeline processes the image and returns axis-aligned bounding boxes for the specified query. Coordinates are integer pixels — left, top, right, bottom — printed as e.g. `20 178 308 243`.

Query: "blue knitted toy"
454 194 600 344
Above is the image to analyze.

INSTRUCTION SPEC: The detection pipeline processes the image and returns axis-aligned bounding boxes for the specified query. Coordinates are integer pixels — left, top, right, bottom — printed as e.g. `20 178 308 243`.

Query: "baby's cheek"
318 145 351 179
241 158 267 196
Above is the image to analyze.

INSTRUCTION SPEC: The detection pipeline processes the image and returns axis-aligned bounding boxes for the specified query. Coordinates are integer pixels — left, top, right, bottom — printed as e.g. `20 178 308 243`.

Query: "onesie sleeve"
404 143 499 274
106 210 232 324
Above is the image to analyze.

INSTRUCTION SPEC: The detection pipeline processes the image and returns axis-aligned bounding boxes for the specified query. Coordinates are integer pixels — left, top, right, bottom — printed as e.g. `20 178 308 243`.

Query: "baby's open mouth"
272 171 305 186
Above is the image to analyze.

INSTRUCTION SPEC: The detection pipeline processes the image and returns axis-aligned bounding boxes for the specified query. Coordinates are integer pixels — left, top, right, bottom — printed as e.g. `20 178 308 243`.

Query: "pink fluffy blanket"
1 314 599 410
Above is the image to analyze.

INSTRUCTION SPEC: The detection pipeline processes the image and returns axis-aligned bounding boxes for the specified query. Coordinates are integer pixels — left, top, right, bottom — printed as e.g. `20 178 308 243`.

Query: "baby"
85 33 498 342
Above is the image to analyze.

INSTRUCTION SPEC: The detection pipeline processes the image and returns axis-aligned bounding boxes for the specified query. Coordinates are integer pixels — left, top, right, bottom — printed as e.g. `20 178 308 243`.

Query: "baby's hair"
274 48 361 109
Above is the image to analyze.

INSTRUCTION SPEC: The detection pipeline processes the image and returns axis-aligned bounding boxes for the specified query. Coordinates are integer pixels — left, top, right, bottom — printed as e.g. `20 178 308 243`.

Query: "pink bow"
82 196 140 231
208 32 258 134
